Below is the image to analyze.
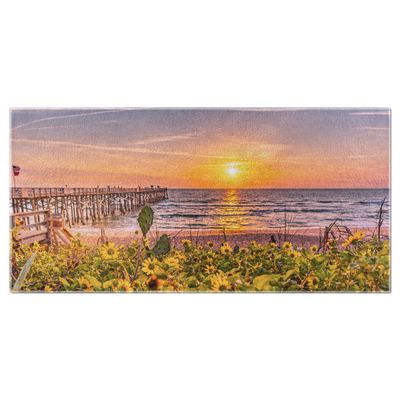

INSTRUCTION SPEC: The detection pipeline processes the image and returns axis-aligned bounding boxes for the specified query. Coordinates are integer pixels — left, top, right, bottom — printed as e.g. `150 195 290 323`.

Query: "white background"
1 1 398 399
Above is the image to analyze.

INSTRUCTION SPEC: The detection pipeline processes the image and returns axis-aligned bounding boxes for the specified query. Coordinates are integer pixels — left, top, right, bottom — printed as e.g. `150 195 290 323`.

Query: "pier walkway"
10 186 168 228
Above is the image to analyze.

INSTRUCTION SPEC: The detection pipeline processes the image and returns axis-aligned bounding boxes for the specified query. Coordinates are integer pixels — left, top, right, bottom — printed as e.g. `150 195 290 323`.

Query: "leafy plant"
10 208 390 293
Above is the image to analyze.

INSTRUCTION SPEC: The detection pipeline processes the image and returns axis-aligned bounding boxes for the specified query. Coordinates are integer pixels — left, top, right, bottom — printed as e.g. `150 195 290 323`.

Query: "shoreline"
69 225 390 250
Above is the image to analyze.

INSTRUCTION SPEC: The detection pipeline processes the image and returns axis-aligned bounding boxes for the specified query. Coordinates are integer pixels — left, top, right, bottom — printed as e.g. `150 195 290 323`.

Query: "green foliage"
9 206 390 293
151 234 171 256
137 206 154 236
12 251 37 292
9 234 390 293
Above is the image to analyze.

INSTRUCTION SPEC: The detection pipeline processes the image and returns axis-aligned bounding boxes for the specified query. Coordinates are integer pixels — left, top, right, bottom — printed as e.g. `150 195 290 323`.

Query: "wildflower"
204 265 217 274
353 230 365 241
327 239 337 249
146 275 165 291
182 239 192 246
99 243 120 260
198 246 203 250
210 273 232 292
163 257 180 268
270 242 277 248
283 242 292 250
15 218 26 227
239 247 247 253
77 276 93 291
143 237 150 247
342 235 356 248
220 243 233 254
306 275 320 290
310 245 318 253
142 258 157 275
78 276 90 287
207 241 214 248
44 285 52 292
129 240 140 248
288 251 297 260
134 230 139 235
117 279 133 292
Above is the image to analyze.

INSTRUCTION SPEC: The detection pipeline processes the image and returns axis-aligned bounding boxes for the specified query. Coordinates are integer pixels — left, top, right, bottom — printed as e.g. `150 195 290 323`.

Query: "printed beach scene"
9 108 391 292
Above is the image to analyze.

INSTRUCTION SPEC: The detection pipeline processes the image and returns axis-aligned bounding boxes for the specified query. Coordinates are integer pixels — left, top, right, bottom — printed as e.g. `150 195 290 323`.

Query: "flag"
13 165 20 176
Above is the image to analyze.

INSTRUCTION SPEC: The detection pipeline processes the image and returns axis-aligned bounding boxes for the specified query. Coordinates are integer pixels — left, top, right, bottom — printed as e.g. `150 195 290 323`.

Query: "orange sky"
10 108 390 189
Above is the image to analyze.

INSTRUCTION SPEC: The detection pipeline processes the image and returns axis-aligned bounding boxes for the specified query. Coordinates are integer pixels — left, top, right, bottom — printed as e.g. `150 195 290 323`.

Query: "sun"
227 166 239 176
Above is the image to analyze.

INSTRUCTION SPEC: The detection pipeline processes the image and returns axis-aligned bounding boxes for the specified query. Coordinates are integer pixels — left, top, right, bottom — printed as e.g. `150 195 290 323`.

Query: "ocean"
82 188 390 232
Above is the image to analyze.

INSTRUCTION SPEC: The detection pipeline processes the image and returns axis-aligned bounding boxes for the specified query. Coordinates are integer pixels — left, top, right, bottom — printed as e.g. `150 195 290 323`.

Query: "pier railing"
10 187 166 198
10 186 168 228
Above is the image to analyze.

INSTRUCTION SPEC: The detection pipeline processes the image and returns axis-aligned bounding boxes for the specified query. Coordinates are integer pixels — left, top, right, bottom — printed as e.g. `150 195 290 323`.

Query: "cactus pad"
138 206 154 235
151 234 171 255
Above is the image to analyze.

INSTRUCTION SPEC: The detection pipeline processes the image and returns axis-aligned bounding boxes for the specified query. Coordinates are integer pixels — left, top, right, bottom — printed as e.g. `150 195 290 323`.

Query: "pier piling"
10 187 168 227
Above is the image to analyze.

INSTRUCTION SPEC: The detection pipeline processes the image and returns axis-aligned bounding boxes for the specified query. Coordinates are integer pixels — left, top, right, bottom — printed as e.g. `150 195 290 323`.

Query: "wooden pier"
10 186 168 228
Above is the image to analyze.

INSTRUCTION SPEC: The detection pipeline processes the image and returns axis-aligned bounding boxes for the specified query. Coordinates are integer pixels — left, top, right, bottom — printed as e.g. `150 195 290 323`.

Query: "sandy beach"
69 225 390 250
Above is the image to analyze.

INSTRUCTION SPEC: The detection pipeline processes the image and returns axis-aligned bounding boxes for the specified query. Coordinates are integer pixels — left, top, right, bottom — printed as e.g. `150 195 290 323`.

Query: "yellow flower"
306 275 320 290
342 236 356 248
310 245 318 253
270 242 277 248
143 237 150 247
239 247 247 253
44 285 52 292
78 276 89 286
142 258 158 275
220 243 232 254
210 273 232 292
197 246 203 250
288 251 297 259
99 242 120 260
15 218 26 227
327 239 337 249
353 230 365 241
134 230 139 235
117 279 133 292
163 257 181 268
177 254 187 262
182 239 192 246
204 265 217 274
207 241 214 248
253 262 263 270
146 275 165 291
283 242 292 250
78 276 93 291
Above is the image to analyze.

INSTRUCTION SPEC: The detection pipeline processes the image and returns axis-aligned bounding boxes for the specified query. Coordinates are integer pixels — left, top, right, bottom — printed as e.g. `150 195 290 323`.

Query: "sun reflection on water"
217 189 249 231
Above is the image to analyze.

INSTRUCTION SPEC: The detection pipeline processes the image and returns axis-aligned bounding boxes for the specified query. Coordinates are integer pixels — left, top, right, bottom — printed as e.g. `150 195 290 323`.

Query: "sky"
10 108 390 189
